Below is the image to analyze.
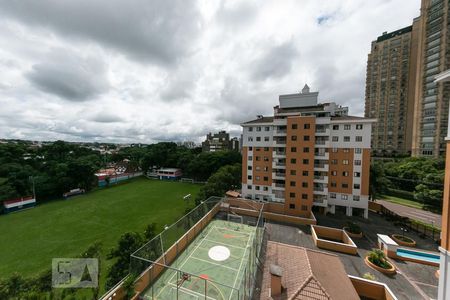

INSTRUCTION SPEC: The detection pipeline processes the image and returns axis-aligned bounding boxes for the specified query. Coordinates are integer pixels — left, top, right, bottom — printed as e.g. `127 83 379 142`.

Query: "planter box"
391 234 416 247
364 256 396 275
343 227 363 239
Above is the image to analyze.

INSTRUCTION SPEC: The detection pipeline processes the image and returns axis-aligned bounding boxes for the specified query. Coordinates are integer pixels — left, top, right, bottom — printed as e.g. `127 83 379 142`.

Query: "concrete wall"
311 225 358 255
349 275 397 300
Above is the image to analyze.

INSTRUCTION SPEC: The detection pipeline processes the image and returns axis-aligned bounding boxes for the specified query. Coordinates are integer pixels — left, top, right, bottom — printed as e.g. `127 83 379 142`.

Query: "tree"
414 184 443 211
195 163 242 204
106 232 143 289
369 161 390 201
144 223 157 241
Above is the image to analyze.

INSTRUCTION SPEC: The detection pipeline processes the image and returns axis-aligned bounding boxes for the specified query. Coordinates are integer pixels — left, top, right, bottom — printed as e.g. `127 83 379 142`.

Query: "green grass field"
0 177 200 292
381 195 424 210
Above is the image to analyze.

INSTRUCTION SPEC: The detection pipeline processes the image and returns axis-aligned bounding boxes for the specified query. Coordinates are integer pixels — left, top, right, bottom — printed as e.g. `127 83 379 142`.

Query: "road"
376 199 442 228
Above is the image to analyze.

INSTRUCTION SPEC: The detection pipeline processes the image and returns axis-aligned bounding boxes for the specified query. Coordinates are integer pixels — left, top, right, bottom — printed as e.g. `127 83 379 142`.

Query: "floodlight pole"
29 176 36 199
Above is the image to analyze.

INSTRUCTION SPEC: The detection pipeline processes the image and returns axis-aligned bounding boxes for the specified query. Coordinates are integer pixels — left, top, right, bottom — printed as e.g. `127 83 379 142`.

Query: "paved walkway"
376 199 442 228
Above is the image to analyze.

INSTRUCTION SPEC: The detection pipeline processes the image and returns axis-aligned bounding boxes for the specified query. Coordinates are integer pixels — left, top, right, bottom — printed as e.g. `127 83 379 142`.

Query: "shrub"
363 272 376 281
367 249 392 269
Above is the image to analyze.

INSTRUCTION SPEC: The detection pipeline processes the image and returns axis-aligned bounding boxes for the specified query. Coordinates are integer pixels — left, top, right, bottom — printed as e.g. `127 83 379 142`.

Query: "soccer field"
0 177 200 282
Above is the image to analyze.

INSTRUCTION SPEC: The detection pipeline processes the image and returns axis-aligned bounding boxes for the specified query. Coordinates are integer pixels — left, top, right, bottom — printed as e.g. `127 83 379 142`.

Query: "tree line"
0 141 242 212
370 157 444 212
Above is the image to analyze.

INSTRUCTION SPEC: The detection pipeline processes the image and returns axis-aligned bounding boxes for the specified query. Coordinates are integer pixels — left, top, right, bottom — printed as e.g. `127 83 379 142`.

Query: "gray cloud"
250 41 298 81
0 0 202 66
26 49 109 101
89 112 124 123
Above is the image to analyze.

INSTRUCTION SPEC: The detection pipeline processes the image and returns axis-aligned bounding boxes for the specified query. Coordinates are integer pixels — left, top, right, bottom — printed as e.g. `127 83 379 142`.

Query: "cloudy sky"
0 0 420 143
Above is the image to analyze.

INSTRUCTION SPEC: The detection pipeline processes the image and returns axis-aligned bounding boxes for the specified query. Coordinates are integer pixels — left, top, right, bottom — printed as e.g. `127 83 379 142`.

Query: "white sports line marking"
213 226 252 236
190 256 239 271
203 238 246 250
229 229 254 300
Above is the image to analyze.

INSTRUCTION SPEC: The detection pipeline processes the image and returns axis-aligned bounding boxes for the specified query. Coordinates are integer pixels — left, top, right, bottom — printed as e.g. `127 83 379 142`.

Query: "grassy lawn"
0 177 200 294
381 194 424 210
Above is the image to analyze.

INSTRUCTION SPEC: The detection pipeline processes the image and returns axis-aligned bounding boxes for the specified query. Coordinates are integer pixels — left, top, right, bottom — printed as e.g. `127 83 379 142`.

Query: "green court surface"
143 219 255 300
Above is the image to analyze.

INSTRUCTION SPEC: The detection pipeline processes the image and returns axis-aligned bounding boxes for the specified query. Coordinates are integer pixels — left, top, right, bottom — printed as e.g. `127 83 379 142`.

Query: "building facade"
365 26 417 155
202 131 239 152
241 85 375 218
366 0 450 157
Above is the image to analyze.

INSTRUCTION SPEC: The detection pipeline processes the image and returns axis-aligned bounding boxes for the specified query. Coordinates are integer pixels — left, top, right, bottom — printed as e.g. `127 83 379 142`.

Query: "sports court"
142 219 255 300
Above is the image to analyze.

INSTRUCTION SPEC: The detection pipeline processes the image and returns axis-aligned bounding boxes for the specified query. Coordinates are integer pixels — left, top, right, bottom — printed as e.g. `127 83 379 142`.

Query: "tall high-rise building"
411 0 450 156
365 0 450 157
365 26 417 155
241 85 375 218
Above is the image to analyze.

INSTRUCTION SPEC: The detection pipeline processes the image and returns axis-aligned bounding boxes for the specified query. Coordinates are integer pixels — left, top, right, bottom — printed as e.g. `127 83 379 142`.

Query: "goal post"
180 178 194 183
227 213 243 224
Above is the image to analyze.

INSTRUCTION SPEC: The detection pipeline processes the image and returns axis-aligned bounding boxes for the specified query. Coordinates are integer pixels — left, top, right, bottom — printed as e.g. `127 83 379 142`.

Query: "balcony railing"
315 140 326 145
275 183 285 188
314 152 326 157
275 140 287 144
275 162 286 166
275 129 287 134
314 175 325 180
274 151 286 155
313 187 325 192
314 164 327 168
274 172 286 177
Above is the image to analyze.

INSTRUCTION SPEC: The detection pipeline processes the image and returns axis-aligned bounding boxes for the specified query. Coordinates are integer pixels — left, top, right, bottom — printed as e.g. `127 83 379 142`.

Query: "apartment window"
330 193 336 199
354 184 360 189
332 148 338 153
264 136 270 142
356 124 363 130
291 135 297 141
301 205 308 211
291 158 297 164
263 166 269 172
264 156 269 161
290 192 295 198
331 181 337 187
292 124 298 129
303 135 310 141
355 148 362 154
248 127 253 132
256 127 261 131
247 166 252 170
331 159 338 165
264 147 269 151
344 136 350 142
354 160 361 166
302 182 308 188
289 204 295 209
249 146 253 151
265 126 270 131
344 124 351 130
248 175 252 180
247 185 252 189
343 148 350 153
263 176 269 181
291 147 297 152
342 171 349 177
354 172 361 177
302 194 308 199
303 147 309 153
256 147 261 151
331 171 337 176
342 183 349 188
341 195 348 200
248 156 253 161
332 136 339 142
304 124 310 129
291 170 296 175
303 159 309 165
256 137 261 141
302 171 309 176
355 136 363 142
255 186 260 190
256 176 260 181
290 181 296 187
255 166 261 171
263 186 269 191
256 156 260 161
353 196 360 201
342 159 349 165
332 125 339 130
248 137 253 142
